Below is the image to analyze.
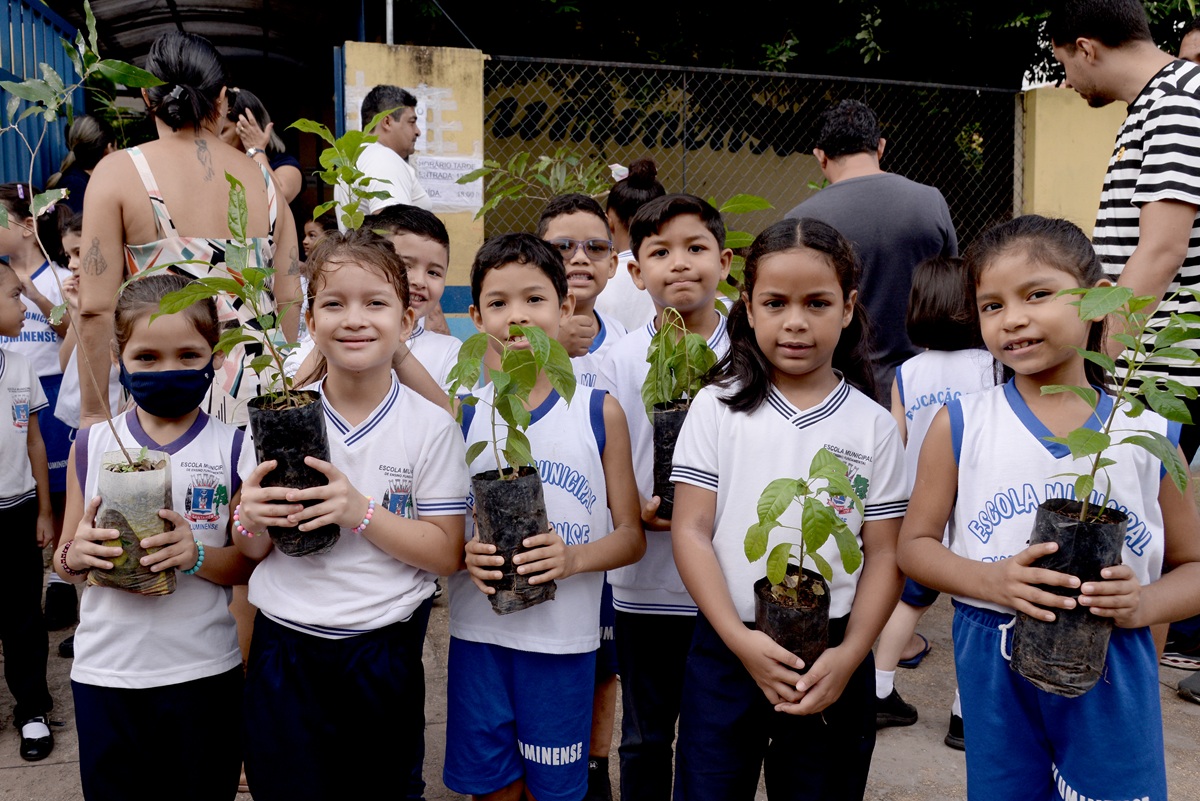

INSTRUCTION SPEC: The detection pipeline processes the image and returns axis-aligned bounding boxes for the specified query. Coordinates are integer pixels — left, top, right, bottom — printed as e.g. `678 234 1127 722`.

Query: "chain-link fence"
482 55 1023 248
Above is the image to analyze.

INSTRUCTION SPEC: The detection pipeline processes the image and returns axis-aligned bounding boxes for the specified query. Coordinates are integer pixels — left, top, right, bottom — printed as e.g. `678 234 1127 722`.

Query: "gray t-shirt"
785 172 957 400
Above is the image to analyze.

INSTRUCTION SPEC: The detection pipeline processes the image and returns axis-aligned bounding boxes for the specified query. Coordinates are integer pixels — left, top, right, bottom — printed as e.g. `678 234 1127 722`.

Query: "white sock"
951 689 962 717
875 669 895 699
21 719 50 739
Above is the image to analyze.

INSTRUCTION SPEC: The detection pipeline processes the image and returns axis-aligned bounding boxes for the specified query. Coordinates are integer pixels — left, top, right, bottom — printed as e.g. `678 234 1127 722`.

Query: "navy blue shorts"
899 576 939 608
243 611 426 801
674 614 875 801
444 637 594 801
73 667 242 801
596 576 618 681
953 601 1166 801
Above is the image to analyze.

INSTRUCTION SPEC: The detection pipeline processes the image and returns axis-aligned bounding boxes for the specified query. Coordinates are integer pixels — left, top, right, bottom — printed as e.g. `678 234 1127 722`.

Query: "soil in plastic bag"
754 566 830 673
472 466 556 615
88 450 175 596
652 401 689 520
249 390 339 557
1011 498 1126 698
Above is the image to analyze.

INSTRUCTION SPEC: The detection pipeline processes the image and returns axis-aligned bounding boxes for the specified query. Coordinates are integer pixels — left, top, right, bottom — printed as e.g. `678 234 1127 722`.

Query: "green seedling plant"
457 147 612 221
713 193 774 306
0 0 162 467
446 325 576 479
641 307 718 418
745 449 865 604
290 108 403 231
1044 285 1200 522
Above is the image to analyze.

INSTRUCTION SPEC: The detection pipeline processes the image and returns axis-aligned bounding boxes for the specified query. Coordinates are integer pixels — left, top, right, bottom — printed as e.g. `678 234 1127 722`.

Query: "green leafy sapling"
745 449 865 604
152 174 303 409
289 108 402 231
1 0 162 467
1043 285 1200 522
446 325 576 479
641 307 718 418
457 147 612 221
714 193 774 305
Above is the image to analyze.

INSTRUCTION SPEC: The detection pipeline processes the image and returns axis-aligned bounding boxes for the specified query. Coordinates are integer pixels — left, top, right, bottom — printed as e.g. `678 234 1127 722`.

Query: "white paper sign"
414 155 483 214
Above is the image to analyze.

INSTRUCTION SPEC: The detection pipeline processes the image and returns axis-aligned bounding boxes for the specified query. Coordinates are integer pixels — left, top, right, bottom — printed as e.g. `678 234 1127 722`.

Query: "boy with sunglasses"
537 194 627 388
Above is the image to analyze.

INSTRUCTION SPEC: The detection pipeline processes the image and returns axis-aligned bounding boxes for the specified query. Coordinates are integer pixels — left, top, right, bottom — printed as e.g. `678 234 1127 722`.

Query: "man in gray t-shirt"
785 100 957 401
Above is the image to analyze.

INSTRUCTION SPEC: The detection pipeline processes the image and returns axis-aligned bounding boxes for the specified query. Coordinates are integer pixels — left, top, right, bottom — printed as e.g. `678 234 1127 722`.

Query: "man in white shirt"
337 85 433 230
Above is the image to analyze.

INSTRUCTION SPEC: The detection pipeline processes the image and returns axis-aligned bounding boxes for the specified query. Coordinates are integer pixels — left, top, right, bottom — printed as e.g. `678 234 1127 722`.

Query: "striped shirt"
1094 59 1200 386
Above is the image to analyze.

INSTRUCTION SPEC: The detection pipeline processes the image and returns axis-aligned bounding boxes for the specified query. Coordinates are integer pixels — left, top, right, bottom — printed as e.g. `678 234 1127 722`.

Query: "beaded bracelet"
233 504 260 538
182 540 205 575
353 497 376 535
59 540 88 577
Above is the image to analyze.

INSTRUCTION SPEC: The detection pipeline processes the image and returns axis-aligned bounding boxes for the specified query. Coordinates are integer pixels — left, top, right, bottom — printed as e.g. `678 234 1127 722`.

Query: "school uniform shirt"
594 250 656 332
0 349 47 509
572 310 627 389
596 315 729 616
948 381 1174 615
408 318 463 391
240 375 468 637
671 378 908 622
0 261 69 377
54 349 123 429
894 348 998 493
449 384 611 654
71 409 244 688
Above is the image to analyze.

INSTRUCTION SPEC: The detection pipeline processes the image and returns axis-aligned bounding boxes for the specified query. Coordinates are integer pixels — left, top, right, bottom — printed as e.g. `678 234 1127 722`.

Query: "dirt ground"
1 584 1198 801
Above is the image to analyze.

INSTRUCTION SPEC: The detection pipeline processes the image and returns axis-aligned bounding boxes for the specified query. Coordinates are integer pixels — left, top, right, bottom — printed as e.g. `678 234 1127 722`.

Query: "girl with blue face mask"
56 273 255 801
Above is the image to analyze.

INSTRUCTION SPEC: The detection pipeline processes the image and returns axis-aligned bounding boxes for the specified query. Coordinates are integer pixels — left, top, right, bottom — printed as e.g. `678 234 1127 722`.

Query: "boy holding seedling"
536 194 627 389
595 194 732 801
444 233 645 801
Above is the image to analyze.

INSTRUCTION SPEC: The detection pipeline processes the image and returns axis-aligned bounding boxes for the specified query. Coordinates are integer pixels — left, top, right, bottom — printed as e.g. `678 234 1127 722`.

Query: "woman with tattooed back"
76 31 301 429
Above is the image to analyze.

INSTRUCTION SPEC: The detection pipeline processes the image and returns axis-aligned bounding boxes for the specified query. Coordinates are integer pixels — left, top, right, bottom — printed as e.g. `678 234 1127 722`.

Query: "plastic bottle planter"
472 466 557 615
89 450 175 596
247 390 339 557
754 565 831 674
1010 498 1127 698
651 400 689 520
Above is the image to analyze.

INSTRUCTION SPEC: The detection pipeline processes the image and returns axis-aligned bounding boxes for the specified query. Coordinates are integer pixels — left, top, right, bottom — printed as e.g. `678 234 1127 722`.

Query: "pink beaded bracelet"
353 497 376 535
60 540 88 577
233 504 260 538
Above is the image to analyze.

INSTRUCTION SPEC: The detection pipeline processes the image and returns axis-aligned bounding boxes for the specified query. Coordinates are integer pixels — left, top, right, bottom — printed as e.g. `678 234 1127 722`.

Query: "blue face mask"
119 358 215 420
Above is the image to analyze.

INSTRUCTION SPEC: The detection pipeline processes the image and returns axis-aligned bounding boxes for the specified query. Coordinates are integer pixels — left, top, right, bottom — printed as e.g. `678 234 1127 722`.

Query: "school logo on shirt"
9 389 29 432
382 478 414 519
182 470 228 523
823 444 871 516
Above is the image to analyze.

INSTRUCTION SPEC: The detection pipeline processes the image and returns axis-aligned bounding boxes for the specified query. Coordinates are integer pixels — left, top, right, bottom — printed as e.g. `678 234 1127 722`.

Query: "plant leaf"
755 478 800 524
724 231 754 249
544 338 577 405
288 118 335 145
226 173 248 243
745 519 778 562
465 440 488 465
213 328 258 356
809 551 834 582
1074 348 1116 375
1151 346 1200 363
718 194 773 214
1144 389 1192 424
1041 384 1099 409
1072 285 1134 321
1123 432 1189 494
766 542 793 585
155 283 222 316
1074 474 1094 503
801 497 838 558
1063 428 1111 459
502 428 535 471
95 59 163 88
0 79 55 105
446 333 489 396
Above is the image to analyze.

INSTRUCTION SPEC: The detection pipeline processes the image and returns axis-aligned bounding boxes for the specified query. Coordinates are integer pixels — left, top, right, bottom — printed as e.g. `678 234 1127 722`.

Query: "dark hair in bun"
144 31 226 131
606 158 666 230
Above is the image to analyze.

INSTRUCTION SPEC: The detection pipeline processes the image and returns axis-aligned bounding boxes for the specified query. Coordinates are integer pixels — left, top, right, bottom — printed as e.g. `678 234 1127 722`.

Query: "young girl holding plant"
234 229 467 801
897 215 1200 801
670 218 908 800
58 273 253 801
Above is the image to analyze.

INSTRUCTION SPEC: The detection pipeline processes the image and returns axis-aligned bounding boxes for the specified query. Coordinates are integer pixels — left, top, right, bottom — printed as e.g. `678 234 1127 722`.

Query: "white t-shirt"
408 319 463 391
594 250 655 332
334 141 432 231
671 379 909 621
54 349 123 429
0 262 69 377
241 375 468 637
894 348 998 493
0 349 48 508
572 310 627 389
596 314 730 615
449 384 610 653
71 409 244 688
947 381 1172 615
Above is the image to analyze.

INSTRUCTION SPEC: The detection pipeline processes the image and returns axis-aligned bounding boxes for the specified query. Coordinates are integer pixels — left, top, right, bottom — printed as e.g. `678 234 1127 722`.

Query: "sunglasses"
548 238 613 261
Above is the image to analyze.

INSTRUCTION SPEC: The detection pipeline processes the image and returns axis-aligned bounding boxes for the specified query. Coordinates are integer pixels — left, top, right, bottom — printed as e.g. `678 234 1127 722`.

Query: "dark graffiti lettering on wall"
487 93 814 158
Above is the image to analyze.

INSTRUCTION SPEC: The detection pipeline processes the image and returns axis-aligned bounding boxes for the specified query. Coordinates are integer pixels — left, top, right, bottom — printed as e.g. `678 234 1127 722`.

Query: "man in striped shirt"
1050 0 1200 455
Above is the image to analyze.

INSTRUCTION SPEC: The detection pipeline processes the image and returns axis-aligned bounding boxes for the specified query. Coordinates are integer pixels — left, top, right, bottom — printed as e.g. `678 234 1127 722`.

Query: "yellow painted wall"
1022 86 1127 233
341 42 485 305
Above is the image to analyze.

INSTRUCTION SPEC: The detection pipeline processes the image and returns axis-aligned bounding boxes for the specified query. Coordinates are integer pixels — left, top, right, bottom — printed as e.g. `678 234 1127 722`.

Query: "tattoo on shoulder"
287 246 300 276
196 138 214 182
82 237 108 276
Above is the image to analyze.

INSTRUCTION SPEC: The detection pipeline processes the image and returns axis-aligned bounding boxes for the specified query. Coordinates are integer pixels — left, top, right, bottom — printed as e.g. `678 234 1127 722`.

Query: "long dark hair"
0 183 67 265
716 217 876 412
963 215 1108 388
144 31 226 131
